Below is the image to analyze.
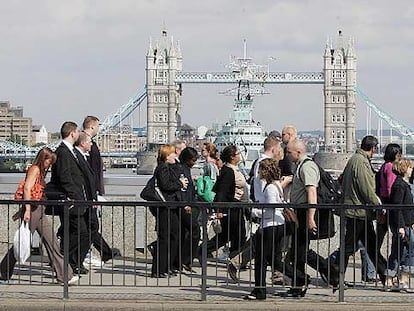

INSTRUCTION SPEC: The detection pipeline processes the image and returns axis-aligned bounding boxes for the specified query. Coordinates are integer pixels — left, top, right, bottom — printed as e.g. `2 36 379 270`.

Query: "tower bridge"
174 71 324 84
1 30 414 159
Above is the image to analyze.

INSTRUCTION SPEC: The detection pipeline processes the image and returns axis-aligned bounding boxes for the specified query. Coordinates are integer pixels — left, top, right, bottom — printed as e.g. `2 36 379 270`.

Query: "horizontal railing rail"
0 199 413 303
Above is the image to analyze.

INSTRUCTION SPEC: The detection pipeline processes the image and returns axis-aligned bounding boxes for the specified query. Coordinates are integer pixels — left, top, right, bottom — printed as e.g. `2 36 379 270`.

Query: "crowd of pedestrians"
145 128 414 300
2 121 414 301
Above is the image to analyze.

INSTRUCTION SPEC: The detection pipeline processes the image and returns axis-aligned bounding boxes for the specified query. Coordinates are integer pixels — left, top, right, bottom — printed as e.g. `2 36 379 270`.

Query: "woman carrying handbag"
0 147 78 285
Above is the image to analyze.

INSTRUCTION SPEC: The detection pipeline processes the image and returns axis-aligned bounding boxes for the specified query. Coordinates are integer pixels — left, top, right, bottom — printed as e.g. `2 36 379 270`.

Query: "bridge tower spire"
146 29 182 145
323 30 357 153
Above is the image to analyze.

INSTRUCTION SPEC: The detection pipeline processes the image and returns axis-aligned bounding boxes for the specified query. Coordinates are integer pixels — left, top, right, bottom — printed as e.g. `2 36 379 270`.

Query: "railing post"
339 205 346 303
200 203 208 301
63 201 70 299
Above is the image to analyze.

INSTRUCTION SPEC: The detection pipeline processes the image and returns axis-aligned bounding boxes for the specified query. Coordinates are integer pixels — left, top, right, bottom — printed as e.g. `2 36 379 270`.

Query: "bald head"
286 138 306 163
282 125 297 145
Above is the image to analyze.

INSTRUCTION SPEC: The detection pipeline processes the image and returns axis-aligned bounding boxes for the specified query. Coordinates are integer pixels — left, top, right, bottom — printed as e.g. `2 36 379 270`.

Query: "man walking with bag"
281 138 338 297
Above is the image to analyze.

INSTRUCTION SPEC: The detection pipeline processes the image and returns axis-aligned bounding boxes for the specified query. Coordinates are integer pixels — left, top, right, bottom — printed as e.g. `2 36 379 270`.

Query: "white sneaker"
60 275 80 286
67 275 79 286
84 255 104 267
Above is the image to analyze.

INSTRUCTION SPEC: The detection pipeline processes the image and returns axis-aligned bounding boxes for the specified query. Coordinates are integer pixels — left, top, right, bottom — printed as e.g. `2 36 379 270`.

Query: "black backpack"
299 158 341 239
300 158 342 204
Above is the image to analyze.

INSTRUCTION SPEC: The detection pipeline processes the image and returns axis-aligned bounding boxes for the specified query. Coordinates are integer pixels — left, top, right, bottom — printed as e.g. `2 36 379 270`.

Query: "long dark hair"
220 145 238 163
31 147 56 183
383 143 401 162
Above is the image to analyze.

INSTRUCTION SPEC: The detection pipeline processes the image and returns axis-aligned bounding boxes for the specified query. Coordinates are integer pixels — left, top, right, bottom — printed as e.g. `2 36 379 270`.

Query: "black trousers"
254 225 307 297
289 209 333 287
66 214 90 269
206 208 246 254
177 208 200 267
151 208 179 275
343 217 387 282
84 207 112 261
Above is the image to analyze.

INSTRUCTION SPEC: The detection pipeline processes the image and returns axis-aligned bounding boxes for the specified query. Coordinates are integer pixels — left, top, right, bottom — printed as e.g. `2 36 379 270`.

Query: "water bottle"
180 173 187 192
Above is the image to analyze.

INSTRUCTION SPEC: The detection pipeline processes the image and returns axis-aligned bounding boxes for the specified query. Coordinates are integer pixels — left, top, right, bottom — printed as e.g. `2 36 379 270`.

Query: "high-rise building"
0 101 33 146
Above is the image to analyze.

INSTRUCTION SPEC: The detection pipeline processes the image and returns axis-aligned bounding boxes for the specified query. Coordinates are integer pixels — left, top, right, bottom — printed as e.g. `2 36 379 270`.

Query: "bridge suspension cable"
99 88 147 133
356 86 414 142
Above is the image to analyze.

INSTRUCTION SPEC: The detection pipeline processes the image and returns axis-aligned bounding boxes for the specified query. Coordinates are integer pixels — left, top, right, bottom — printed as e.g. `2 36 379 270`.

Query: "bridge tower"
146 29 182 145
323 30 357 153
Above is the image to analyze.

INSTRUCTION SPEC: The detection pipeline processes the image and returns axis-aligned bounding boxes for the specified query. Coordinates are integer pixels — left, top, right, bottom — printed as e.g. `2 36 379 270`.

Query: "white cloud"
0 0 413 134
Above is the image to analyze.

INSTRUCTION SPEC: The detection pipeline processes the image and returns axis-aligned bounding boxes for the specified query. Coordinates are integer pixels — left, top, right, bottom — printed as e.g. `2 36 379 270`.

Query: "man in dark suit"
74 132 97 201
82 116 121 262
75 129 116 265
83 116 105 196
50 121 91 274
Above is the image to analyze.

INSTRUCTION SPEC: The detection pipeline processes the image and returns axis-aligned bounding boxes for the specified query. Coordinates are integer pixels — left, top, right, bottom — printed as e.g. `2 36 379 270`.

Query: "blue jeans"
402 232 414 273
328 241 376 281
386 226 414 276
359 241 376 280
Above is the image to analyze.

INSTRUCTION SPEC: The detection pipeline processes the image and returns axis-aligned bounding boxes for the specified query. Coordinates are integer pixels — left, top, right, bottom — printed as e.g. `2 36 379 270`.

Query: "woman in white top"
245 158 305 300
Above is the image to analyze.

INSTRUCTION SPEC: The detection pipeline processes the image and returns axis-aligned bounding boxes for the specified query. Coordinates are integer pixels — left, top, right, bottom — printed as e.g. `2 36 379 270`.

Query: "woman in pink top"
375 143 402 262
378 144 402 202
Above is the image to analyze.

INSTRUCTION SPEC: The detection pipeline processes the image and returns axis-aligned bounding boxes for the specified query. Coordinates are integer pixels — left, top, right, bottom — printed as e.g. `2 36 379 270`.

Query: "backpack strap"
297 158 312 184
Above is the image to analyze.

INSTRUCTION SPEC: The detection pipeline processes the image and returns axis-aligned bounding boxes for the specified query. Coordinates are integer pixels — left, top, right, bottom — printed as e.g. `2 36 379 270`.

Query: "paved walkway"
1 256 414 310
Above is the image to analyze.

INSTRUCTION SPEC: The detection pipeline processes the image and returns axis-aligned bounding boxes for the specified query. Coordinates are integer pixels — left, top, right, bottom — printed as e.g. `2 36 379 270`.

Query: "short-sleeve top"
290 156 320 204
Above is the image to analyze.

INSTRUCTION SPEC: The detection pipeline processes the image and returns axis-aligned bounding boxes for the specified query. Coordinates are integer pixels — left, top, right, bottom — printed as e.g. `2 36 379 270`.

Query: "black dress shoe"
112 248 122 258
169 269 178 276
151 272 167 278
102 248 123 263
181 263 196 273
73 266 89 275
244 290 266 300
276 287 307 298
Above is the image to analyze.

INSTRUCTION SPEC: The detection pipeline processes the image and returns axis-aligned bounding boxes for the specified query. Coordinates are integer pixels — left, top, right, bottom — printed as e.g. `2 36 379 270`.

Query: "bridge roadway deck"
0 255 413 310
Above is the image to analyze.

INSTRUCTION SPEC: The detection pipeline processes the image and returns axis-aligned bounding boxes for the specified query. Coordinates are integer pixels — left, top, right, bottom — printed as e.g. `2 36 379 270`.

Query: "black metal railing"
0 199 413 303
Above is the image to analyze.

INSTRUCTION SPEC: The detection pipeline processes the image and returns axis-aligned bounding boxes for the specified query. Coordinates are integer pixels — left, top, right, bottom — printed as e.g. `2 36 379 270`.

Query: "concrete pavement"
1 256 414 310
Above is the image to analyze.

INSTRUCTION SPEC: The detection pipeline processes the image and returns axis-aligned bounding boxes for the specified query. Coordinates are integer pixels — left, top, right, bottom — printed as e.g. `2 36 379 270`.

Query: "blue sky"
0 0 413 134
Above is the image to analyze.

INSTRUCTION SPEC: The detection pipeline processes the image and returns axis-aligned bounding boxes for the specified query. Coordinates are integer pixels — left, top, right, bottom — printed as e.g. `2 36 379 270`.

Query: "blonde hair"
282 125 297 137
392 158 413 177
157 144 176 164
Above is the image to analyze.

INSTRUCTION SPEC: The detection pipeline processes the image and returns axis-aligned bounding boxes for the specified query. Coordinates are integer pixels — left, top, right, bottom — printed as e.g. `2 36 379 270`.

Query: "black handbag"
140 176 166 216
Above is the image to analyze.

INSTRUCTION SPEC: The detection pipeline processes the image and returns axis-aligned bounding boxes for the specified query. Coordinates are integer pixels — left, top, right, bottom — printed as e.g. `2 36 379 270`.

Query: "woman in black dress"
151 144 188 278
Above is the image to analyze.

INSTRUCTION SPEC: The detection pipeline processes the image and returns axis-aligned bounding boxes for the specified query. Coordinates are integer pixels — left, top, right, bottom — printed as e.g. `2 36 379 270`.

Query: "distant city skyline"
0 1 413 135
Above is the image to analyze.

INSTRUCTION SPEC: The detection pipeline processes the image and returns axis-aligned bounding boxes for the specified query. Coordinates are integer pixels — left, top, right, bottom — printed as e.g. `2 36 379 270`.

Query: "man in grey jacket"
340 135 387 285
